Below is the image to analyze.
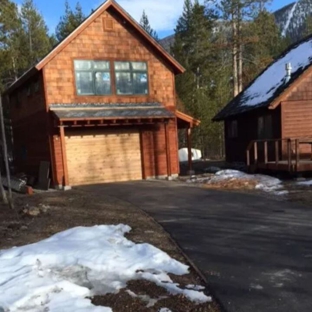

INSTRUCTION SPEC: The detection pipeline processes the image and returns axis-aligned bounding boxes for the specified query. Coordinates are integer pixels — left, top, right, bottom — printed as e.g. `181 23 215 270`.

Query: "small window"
228 120 238 138
114 61 148 95
258 115 273 139
74 60 111 96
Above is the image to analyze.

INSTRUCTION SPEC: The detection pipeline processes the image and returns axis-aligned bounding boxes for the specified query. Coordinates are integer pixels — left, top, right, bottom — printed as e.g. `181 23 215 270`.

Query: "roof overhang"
51 103 175 127
176 110 200 129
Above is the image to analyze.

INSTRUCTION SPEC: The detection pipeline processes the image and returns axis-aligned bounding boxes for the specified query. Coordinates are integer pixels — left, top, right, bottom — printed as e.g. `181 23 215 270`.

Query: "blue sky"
13 0 295 39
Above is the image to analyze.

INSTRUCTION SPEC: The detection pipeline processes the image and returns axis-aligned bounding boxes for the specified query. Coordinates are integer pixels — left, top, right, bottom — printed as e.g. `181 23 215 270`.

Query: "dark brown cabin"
213 34 312 173
2 0 199 189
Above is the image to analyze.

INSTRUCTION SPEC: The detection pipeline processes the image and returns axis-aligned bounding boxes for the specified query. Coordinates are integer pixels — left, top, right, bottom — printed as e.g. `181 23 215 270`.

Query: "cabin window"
74 60 111 95
258 115 273 139
114 61 148 95
228 120 238 138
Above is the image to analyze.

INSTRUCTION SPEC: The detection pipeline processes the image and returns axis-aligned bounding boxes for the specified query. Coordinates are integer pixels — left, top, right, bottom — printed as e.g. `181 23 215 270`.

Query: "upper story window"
74 60 111 96
114 61 148 95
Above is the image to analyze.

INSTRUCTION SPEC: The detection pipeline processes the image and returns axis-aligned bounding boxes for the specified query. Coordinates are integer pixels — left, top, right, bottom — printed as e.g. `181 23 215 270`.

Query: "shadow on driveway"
80 181 312 312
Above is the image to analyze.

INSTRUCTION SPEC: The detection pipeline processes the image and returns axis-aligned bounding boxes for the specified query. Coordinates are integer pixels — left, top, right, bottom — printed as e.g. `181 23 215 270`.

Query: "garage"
65 129 142 185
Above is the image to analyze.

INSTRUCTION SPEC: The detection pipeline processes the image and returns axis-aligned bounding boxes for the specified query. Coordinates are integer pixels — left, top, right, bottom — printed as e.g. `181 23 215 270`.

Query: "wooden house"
2 0 199 189
213 34 312 173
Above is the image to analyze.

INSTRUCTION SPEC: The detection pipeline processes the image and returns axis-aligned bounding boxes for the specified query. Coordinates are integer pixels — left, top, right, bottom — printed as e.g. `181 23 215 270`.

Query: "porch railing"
246 138 312 172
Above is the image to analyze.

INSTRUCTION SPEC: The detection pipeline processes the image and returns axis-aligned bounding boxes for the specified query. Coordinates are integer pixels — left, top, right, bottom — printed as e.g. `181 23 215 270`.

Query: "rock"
22 206 41 217
39 204 50 213
20 225 28 231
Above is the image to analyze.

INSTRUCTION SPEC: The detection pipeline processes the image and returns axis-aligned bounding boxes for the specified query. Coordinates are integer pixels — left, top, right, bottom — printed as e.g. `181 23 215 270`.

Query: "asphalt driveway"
80 181 312 312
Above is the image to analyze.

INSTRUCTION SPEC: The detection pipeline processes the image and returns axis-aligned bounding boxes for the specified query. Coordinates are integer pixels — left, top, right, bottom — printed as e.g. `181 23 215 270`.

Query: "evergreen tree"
55 1 85 42
172 0 224 157
20 0 52 68
140 10 159 41
0 0 22 89
217 0 272 96
244 9 284 85
303 15 312 37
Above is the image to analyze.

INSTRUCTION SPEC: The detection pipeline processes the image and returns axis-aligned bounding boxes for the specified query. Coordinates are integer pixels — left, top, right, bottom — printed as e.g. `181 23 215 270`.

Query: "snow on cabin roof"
213 34 312 121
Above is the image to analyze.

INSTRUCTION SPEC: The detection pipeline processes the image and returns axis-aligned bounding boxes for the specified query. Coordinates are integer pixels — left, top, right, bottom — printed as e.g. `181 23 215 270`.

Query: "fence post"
295 139 300 172
275 140 279 166
264 141 268 164
287 139 292 172
254 141 258 165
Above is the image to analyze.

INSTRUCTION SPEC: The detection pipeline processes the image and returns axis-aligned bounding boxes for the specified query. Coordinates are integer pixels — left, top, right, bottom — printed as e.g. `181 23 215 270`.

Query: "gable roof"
213 33 312 121
4 0 185 95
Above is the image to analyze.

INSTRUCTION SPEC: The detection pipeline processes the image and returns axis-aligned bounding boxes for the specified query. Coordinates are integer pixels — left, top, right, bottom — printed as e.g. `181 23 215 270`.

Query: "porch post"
59 126 70 190
186 127 192 174
164 121 172 179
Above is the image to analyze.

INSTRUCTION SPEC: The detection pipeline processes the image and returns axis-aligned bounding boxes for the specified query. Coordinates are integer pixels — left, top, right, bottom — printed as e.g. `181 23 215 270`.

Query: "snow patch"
282 1 298 37
296 179 312 186
189 170 288 196
0 225 211 311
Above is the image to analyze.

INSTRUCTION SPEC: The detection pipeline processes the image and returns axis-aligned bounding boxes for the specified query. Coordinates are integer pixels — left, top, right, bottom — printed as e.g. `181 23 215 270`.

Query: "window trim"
74 60 112 96
114 61 149 96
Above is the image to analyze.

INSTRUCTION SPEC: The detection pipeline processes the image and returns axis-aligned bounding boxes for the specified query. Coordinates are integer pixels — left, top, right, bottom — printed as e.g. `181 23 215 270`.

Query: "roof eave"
3 67 39 95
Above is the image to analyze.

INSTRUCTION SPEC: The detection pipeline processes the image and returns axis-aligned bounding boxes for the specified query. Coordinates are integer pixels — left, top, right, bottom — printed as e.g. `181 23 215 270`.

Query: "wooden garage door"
65 129 142 185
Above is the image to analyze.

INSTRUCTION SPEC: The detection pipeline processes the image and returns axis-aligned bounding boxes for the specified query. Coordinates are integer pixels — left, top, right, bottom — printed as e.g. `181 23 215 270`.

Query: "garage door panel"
65 129 142 185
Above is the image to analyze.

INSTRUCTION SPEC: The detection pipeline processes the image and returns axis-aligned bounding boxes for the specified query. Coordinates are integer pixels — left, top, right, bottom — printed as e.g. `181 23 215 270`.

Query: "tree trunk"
0 96 13 209
238 20 243 93
232 19 239 97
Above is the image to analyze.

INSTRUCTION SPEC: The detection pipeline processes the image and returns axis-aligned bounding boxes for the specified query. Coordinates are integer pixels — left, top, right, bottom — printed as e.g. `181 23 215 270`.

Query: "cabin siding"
140 120 179 178
6 72 50 176
281 100 312 156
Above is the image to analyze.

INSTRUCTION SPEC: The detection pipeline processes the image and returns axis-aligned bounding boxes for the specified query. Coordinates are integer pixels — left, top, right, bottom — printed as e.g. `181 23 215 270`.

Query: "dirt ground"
0 188 220 312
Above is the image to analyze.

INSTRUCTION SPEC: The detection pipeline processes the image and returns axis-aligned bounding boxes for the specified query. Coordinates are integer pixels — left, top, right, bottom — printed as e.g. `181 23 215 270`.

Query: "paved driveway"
80 181 312 312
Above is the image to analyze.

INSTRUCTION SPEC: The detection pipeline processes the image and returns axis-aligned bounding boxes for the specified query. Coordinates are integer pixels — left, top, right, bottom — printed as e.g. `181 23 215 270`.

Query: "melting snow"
189 170 287 196
240 38 312 107
296 180 312 186
0 225 211 312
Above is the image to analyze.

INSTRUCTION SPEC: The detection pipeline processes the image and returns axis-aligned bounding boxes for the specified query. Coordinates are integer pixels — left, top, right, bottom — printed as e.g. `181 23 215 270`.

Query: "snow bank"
296 180 312 186
0 225 211 312
189 170 287 195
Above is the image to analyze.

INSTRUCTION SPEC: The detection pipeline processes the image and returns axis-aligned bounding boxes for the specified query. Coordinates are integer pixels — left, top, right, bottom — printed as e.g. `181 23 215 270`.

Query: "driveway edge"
116 196 228 312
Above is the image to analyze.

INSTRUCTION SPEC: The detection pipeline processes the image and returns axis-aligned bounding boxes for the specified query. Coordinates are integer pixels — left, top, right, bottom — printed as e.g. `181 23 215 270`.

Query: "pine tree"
0 0 22 89
303 15 312 37
217 0 272 96
20 0 52 68
172 0 223 156
244 9 284 84
139 10 159 41
55 1 86 42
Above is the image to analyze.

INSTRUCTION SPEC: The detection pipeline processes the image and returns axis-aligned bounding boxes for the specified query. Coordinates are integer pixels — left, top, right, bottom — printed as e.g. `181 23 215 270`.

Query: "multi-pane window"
74 60 111 95
114 61 148 95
